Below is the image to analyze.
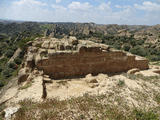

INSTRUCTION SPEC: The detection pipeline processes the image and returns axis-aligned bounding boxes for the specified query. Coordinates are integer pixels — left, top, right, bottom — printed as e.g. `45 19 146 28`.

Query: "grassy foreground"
10 94 160 120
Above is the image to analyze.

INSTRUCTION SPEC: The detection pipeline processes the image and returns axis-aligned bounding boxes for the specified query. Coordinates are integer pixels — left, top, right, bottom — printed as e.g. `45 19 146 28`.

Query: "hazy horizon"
0 0 160 25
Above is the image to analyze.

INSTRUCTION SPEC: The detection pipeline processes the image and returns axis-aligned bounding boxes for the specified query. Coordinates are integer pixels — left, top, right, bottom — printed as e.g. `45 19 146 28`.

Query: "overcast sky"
0 0 160 25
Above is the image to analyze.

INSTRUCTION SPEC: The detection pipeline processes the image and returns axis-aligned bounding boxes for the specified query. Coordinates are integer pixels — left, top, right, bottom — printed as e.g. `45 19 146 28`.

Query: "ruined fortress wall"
36 50 149 79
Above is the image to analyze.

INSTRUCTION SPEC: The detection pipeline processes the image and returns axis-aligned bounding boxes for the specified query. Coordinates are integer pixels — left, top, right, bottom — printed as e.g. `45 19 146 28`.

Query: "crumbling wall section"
36 48 149 79
19 37 149 81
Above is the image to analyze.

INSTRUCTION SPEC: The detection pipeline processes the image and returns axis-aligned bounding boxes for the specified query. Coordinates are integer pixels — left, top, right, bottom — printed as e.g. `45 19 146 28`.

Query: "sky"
0 0 160 25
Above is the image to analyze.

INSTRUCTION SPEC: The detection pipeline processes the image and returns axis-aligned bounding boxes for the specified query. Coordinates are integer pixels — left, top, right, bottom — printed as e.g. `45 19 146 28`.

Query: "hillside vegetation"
0 21 160 88
0 22 43 88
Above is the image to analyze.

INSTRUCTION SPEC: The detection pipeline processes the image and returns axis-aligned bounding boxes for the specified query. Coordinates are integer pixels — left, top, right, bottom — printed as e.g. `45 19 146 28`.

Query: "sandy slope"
1 65 160 112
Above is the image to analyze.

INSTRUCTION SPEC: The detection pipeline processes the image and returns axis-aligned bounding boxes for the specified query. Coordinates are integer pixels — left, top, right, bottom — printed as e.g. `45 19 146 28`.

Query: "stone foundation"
37 51 148 79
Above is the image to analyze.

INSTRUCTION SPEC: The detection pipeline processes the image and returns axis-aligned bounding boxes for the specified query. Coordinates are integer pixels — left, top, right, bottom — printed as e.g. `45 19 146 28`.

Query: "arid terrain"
0 22 160 120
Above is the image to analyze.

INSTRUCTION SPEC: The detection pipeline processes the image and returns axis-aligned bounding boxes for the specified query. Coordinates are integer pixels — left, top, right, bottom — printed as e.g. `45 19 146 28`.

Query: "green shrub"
123 44 130 51
5 49 14 58
149 55 160 61
8 62 17 69
136 39 145 45
130 39 136 46
14 58 22 65
133 109 159 120
0 80 5 87
113 44 121 49
129 46 147 57
0 51 2 56
0 57 8 64
0 65 2 72
2 67 14 78
117 80 125 87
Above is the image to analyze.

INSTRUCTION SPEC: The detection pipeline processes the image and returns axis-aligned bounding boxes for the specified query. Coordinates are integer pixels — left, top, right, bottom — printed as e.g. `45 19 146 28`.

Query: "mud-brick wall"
36 50 149 79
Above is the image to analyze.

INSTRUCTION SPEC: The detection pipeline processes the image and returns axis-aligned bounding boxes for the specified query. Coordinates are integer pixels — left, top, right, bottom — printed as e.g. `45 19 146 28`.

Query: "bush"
148 55 160 61
0 51 2 56
123 44 130 51
130 39 136 46
113 44 121 49
129 46 147 57
136 39 145 45
117 80 125 87
5 49 14 58
0 81 5 87
133 109 159 120
0 65 3 72
0 57 8 64
14 58 22 65
8 62 17 69
2 68 14 78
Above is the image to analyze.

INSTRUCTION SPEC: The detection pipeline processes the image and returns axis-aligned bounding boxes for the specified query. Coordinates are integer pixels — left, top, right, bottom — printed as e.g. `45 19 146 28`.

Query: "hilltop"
0 21 160 120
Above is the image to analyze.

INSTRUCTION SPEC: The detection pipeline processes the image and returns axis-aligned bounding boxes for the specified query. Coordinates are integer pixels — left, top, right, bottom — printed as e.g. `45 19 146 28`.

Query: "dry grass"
19 81 32 90
123 73 160 82
13 94 160 120
155 93 160 104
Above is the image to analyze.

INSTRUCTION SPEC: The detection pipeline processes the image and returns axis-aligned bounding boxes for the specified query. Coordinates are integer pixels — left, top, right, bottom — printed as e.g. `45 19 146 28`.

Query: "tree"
123 44 130 51
129 46 147 57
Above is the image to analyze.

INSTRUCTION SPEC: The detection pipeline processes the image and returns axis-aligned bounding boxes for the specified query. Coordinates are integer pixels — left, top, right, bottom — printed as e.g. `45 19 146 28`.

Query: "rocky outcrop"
127 68 140 74
18 36 149 81
4 106 20 120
